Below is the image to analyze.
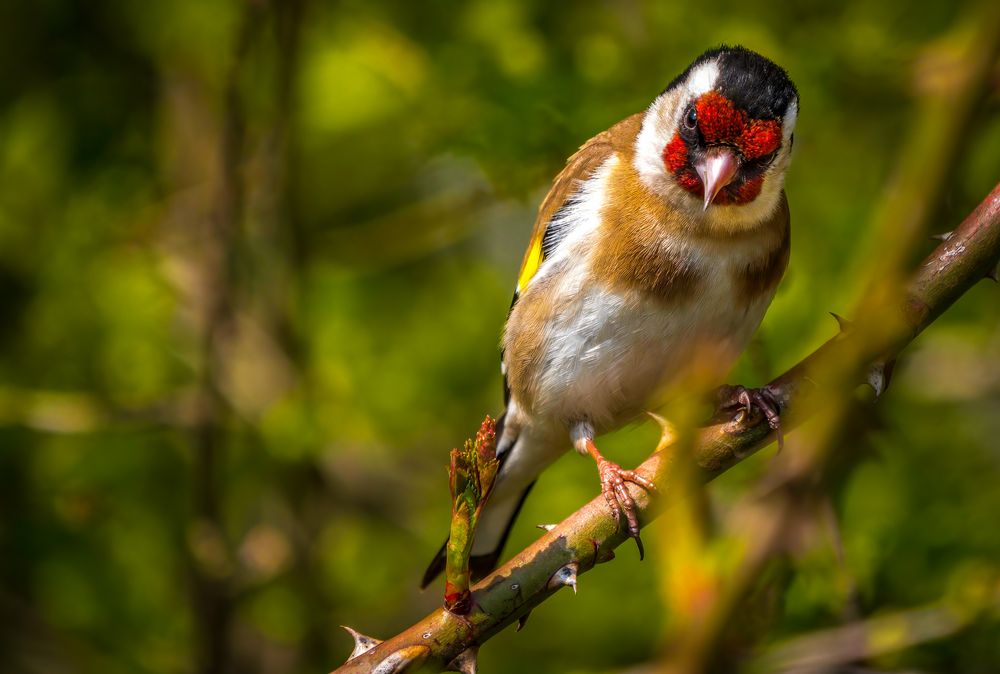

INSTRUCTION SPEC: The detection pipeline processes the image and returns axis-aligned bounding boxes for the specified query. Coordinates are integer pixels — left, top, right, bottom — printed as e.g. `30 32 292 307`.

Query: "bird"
422 45 799 588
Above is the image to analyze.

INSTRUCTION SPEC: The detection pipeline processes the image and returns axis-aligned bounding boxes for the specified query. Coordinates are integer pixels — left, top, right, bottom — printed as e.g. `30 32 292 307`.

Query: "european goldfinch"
423 45 798 587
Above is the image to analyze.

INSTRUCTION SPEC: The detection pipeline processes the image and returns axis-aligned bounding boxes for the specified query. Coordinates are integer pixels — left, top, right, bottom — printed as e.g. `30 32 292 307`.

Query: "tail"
420 413 536 589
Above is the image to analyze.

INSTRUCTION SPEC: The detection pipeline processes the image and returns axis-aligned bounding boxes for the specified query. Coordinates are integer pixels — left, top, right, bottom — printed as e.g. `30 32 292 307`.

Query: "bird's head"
635 46 799 231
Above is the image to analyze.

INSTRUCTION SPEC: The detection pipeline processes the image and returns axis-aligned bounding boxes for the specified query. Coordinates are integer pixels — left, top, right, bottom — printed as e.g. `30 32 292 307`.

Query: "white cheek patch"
633 95 675 190
686 61 719 98
782 98 798 144
634 57 720 187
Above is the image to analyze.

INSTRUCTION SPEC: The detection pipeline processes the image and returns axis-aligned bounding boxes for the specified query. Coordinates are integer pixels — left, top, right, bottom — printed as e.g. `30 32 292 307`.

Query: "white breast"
529 236 773 433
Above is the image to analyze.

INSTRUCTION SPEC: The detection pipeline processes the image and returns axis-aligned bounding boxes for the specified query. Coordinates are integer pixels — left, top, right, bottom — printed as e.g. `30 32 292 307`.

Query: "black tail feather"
420 539 447 590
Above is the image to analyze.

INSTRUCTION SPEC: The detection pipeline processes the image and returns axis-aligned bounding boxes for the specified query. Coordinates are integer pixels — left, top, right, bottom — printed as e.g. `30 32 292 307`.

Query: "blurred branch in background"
333 178 1000 673
658 7 1000 673
187 4 267 674
851 2 1000 283
751 575 1000 674
178 1 329 672
0 385 207 432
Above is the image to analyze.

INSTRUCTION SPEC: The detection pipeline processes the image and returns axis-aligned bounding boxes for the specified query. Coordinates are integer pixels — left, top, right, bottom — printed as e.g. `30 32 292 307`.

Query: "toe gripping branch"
716 384 785 451
584 438 658 559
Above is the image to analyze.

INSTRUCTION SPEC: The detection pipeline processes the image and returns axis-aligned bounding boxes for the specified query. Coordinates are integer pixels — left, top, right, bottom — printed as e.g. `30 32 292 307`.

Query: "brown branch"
333 181 1000 673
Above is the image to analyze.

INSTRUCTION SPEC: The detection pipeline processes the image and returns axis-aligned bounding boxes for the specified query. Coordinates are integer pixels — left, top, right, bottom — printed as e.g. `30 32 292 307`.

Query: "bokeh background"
1 1 999 673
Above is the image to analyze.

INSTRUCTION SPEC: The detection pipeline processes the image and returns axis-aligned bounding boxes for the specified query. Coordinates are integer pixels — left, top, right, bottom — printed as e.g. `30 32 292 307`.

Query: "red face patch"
695 92 781 160
663 134 689 173
661 92 783 205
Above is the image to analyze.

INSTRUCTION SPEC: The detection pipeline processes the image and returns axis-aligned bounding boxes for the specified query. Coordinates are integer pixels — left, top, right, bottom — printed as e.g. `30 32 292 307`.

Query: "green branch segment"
445 416 499 614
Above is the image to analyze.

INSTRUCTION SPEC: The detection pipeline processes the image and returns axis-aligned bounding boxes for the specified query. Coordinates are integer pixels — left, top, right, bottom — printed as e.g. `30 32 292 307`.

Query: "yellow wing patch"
511 112 638 299
516 235 543 294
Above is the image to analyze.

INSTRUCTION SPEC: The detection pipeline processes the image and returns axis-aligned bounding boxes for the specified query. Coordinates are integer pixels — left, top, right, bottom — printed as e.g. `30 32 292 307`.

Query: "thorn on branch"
536 523 557 531
342 626 382 661
646 411 677 451
516 611 531 632
446 646 479 674
866 359 896 399
931 230 954 241
547 562 579 594
829 312 854 334
445 416 499 615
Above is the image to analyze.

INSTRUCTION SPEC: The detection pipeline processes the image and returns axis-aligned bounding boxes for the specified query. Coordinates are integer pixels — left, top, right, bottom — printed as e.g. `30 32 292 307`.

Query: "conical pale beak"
695 148 738 210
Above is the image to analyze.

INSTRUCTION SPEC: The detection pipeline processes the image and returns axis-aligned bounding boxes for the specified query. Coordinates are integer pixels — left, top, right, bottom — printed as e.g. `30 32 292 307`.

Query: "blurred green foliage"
0 1 998 673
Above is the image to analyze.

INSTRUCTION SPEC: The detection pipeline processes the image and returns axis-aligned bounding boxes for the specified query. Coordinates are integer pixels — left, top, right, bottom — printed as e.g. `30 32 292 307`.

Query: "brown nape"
731 194 791 303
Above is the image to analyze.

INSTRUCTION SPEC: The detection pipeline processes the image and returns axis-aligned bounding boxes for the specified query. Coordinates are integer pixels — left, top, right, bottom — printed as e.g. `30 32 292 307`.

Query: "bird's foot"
593 451 657 559
716 384 784 451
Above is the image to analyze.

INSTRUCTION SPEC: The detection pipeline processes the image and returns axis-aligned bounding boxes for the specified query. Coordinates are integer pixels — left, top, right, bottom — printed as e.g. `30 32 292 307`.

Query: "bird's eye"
684 106 697 130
